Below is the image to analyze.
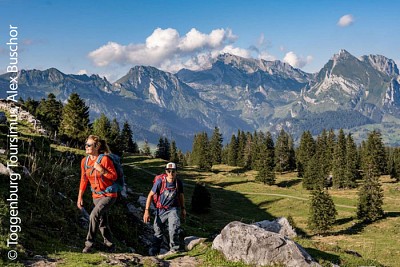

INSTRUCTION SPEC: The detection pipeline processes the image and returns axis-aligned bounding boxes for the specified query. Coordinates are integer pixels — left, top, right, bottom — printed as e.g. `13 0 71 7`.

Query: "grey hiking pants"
152 208 181 253
85 196 116 248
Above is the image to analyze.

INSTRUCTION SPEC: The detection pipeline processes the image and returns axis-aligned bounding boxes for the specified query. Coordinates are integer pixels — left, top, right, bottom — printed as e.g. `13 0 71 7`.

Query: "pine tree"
23 97 40 116
35 93 63 135
227 134 238 166
303 155 325 190
255 132 275 185
156 137 166 159
236 130 246 167
332 129 347 188
170 140 179 163
92 113 111 141
357 155 384 222
308 189 337 233
390 148 400 181
210 126 223 164
326 129 336 172
361 130 387 176
191 132 212 171
177 149 187 166
288 135 296 171
275 129 290 174
59 93 90 145
164 138 171 161
142 139 151 156
120 121 138 153
243 132 253 170
109 118 121 155
315 129 330 181
344 133 358 188
296 131 316 177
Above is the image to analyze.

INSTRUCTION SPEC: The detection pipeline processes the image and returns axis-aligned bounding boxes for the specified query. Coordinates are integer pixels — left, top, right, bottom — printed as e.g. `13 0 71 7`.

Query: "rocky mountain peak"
332 49 354 62
360 54 399 77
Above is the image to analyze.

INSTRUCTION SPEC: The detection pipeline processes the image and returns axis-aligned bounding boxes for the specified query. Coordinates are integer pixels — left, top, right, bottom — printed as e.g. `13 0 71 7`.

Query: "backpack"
84 153 125 194
152 174 179 210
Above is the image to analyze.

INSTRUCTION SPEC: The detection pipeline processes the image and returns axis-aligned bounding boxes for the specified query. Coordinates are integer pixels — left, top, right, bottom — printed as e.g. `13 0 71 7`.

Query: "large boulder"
212 221 320 267
253 217 297 239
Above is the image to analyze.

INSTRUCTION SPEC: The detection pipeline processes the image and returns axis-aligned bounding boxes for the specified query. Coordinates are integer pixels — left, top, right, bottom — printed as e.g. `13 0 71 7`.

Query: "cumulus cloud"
337 14 354 27
88 27 241 72
89 27 313 72
283 51 313 68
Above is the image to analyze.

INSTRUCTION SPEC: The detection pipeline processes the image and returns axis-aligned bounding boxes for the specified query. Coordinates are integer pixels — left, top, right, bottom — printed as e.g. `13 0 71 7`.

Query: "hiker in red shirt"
77 135 117 253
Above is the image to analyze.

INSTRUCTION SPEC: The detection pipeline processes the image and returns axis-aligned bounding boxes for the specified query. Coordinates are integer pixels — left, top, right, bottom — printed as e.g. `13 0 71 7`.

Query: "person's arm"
143 190 155 223
77 159 88 209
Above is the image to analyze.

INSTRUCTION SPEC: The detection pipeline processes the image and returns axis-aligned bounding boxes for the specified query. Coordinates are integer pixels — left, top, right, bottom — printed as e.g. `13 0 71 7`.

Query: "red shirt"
79 155 118 198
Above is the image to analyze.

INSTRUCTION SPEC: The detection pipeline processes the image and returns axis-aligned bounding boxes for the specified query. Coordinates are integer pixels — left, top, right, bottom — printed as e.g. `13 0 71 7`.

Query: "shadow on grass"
257 198 283 208
215 180 252 188
276 179 302 188
385 211 400 218
227 167 248 174
334 216 354 226
305 247 340 265
333 220 370 236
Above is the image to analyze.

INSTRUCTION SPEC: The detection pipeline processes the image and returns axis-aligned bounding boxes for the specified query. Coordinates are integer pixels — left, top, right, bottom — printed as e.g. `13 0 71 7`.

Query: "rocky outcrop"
212 221 320 267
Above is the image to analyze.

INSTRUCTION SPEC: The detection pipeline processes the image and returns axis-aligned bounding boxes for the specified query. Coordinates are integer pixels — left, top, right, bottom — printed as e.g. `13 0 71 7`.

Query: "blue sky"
0 0 399 81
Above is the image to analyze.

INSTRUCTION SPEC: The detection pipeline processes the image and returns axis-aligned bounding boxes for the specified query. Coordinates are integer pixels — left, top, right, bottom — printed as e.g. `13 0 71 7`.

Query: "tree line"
19 93 139 155
187 126 400 232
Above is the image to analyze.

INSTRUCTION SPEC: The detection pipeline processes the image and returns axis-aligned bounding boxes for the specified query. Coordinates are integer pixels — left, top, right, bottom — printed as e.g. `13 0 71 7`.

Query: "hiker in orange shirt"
77 135 117 253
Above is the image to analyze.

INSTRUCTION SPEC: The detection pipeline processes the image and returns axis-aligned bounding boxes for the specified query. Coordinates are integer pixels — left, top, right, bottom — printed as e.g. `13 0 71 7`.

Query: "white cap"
166 162 176 170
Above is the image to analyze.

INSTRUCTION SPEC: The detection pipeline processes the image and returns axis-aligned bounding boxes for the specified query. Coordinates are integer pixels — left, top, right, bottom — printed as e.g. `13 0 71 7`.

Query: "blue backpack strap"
97 154 105 164
84 156 90 170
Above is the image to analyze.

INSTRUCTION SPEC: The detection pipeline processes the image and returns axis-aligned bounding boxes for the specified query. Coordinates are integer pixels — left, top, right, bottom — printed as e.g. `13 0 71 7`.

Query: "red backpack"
152 173 179 210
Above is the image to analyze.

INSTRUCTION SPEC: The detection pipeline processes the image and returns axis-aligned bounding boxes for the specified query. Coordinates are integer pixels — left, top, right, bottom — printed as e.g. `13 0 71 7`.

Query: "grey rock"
184 236 207 251
0 163 9 175
253 217 297 239
212 221 320 267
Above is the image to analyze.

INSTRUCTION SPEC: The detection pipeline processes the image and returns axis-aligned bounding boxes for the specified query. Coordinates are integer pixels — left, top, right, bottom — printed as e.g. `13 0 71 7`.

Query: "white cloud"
258 51 275 61
337 14 354 27
221 45 251 58
88 27 251 72
283 51 313 68
77 69 88 75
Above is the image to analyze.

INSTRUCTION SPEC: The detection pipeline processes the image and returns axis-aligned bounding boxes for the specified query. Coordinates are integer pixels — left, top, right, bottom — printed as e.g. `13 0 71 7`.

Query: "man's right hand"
143 210 151 223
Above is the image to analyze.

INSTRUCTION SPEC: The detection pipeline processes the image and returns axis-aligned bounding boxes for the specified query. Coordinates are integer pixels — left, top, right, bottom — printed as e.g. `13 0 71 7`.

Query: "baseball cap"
165 162 176 170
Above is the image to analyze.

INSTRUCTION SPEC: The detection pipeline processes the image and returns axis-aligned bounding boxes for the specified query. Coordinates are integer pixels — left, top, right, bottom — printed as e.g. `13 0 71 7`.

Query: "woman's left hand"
94 162 104 173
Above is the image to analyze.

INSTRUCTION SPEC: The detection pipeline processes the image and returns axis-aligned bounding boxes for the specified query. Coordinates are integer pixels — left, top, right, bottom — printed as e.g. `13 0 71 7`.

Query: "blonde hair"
86 135 111 154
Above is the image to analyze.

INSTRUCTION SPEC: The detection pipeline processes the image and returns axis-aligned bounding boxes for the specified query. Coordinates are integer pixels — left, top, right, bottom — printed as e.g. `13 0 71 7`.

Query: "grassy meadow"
1 134 399 266
126 155 400 267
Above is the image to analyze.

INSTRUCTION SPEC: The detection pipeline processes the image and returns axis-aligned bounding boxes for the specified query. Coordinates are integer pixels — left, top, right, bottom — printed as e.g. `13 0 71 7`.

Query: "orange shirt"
79 155 118 198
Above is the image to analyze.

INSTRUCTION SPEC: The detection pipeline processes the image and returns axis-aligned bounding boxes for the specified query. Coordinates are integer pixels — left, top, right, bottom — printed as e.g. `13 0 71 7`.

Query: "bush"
191 183 211 213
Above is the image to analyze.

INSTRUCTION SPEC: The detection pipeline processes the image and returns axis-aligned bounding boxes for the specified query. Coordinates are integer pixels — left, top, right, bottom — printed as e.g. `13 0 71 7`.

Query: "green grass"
122 156 396 266
1 120 399 267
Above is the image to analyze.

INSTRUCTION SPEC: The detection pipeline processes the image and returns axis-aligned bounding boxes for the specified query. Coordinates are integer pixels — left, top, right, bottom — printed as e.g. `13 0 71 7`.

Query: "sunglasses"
166 169 176 174
85 143 95 148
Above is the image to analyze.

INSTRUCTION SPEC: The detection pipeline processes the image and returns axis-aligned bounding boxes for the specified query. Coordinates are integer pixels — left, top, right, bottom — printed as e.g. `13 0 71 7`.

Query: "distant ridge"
1 50 400 149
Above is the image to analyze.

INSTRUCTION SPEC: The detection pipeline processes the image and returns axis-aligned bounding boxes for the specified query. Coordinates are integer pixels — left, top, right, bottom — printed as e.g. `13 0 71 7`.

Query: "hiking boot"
82 246 93 253
106 244 116 253
148 248 159 256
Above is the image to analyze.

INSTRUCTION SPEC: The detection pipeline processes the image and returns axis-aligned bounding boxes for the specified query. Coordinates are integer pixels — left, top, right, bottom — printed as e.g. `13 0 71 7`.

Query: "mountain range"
1 49 400 150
